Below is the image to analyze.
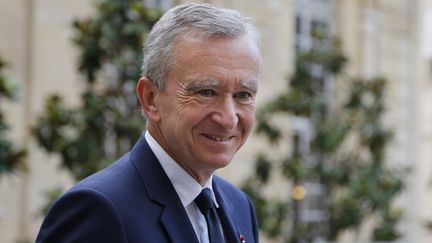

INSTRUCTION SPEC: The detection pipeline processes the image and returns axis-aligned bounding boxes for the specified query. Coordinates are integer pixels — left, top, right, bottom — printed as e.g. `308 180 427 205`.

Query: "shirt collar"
145 131 219 208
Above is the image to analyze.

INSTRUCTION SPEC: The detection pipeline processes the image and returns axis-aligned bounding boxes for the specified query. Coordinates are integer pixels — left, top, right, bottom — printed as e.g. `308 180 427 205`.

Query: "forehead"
166 34 261 86
173 33 260 60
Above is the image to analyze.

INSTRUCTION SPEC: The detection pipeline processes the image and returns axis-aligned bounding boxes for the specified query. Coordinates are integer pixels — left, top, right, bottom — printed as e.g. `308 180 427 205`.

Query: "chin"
208 158 232 169
196 152 235 169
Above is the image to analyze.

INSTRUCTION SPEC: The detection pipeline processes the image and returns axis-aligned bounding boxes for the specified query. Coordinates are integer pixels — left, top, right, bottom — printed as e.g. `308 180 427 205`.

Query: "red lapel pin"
239 234 246 243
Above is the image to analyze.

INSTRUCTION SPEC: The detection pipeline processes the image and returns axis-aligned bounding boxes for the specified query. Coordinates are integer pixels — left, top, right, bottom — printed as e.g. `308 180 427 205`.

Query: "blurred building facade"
0 0 431 242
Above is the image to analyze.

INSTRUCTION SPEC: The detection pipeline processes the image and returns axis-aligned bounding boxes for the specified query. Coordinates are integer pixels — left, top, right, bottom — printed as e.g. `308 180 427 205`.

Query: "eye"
234 91 253 100
197 89 216 97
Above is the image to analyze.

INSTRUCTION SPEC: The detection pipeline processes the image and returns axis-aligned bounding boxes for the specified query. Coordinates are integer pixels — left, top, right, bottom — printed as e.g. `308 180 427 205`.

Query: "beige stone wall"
0 0 93 242
336 0 432 242
0 0 431 242
419 0 432 241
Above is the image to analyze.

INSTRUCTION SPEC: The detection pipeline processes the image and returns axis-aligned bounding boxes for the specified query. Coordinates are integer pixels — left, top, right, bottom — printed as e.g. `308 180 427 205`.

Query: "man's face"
147 34 261 182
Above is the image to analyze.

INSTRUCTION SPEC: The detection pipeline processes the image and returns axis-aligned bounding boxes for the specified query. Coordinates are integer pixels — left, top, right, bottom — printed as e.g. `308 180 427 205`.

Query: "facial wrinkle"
167 81 203 113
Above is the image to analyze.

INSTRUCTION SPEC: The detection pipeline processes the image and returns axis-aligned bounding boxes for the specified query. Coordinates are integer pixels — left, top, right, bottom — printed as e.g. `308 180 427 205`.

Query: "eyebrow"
240 80 258 94
184 79 258 94
184 79 219 93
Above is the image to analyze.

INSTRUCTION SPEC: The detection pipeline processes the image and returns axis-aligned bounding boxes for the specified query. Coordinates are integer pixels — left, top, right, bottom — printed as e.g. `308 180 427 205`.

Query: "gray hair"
141 3 260 90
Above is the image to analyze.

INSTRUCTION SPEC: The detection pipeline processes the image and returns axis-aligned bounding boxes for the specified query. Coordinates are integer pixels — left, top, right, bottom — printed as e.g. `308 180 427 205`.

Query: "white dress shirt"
145 131 219 243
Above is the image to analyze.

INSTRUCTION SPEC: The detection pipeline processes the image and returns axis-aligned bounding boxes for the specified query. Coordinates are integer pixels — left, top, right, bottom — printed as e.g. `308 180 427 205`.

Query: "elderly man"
37 3 261 243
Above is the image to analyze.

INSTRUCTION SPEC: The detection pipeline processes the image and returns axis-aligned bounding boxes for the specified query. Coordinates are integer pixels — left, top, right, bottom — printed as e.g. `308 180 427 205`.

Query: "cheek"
240 109 256 132
157 95 176 115
188 106 213 123
175 104 212 132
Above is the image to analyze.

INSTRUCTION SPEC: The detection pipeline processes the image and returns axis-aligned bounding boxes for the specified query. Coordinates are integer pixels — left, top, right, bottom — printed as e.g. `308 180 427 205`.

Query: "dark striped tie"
195 188 224 243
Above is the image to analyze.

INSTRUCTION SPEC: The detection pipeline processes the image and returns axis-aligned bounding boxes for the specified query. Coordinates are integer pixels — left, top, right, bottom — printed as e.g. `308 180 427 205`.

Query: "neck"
147 125 214 185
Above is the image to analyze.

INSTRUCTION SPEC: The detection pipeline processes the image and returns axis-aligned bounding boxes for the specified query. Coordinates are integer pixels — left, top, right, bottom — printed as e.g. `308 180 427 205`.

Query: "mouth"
201 133 234 142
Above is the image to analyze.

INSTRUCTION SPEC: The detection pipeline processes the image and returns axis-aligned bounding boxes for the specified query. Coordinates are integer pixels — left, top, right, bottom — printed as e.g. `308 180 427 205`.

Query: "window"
292 0 335 239
310 19 328 39
294 0 334 52
296 16 302 34
143 0 172 10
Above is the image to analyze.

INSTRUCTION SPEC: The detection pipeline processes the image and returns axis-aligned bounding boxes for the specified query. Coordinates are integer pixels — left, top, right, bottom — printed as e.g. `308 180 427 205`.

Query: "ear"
136 77 161 123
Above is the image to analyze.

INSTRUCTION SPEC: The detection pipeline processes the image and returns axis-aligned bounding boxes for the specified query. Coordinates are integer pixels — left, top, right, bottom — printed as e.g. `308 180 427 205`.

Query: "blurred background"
1 0 431 242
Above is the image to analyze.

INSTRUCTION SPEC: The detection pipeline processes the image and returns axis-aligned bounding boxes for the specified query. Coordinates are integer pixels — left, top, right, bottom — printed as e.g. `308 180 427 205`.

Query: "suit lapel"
213 180 241 243
130 134 199 243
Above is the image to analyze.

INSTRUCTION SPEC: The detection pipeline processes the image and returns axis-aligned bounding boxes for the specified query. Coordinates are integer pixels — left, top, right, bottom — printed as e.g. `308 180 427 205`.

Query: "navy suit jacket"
36 134 259 243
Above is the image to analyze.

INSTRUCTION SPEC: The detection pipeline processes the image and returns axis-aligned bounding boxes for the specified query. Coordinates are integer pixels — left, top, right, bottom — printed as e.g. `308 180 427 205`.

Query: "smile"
201 133 234 142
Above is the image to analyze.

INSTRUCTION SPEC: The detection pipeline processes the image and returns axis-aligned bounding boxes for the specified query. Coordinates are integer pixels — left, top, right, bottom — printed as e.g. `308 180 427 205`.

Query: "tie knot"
195 188 215 214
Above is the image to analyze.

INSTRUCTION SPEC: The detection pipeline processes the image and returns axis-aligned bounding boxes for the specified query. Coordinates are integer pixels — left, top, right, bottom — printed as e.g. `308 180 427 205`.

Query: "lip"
200 133 235 142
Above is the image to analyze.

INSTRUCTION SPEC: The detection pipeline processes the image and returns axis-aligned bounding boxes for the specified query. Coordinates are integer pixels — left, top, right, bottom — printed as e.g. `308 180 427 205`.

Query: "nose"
211 97 239 130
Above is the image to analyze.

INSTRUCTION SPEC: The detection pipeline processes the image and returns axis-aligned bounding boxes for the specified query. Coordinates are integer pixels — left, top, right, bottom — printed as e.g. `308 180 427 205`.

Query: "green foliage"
243 40 404 242
33 0 162 181
243 177 289 237
39 186 64 216
373 207 403 241
0 54 26 176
